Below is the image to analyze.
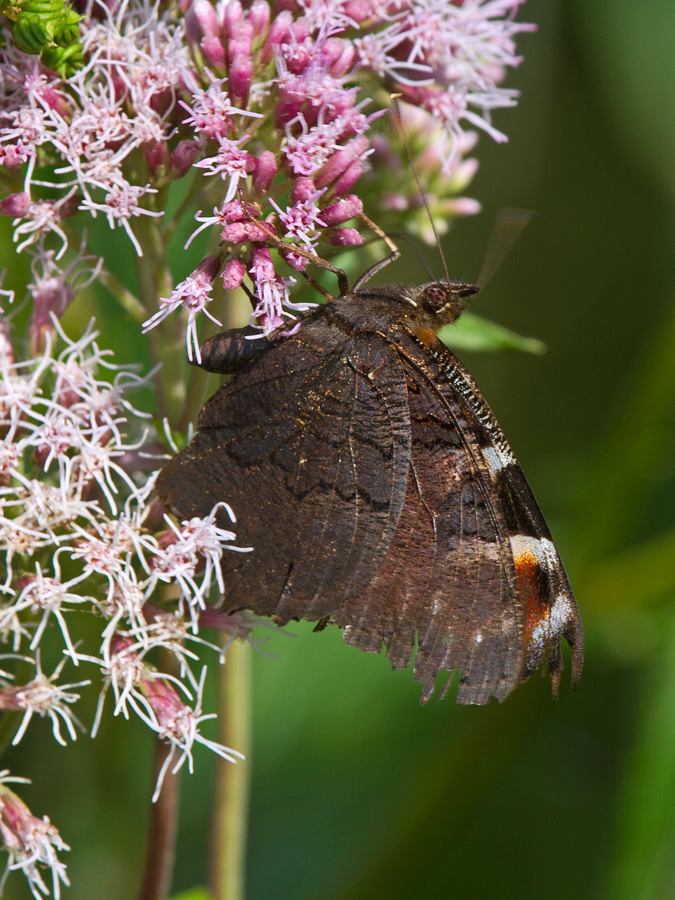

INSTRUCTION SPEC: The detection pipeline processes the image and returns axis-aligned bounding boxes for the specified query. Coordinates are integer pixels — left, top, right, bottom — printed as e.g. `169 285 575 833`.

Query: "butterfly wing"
332 326 583 704
157 315 412 621
158 307 583 706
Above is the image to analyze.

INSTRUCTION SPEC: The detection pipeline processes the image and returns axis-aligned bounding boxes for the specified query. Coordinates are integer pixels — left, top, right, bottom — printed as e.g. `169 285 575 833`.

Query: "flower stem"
137 739 180 900
132 215 189 425
209 638 252 900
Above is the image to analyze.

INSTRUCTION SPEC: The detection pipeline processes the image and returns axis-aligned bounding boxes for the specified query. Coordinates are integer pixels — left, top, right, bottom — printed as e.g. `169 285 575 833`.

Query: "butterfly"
156 263 584 705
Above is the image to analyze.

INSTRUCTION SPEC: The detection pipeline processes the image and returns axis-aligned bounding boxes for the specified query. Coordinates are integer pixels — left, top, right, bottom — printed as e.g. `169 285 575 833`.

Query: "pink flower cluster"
0 3 533 892
0 0 531 349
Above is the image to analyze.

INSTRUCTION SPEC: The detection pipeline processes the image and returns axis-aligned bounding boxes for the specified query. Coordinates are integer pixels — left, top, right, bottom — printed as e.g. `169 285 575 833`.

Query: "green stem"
163 172 204 241
209 639 252 900
132 215 189 425
98 269 148 324
137 739 181 900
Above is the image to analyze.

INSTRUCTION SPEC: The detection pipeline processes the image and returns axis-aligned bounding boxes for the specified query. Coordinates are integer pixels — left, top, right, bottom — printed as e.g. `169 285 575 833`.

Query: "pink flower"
0 775 70 900
249 245 295 334
142 255 223 363
193 135 256 202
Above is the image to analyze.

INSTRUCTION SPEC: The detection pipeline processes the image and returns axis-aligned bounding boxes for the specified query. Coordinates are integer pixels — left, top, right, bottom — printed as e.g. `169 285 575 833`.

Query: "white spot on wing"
530 594 574 645
482 445 516 475
509 534 557 563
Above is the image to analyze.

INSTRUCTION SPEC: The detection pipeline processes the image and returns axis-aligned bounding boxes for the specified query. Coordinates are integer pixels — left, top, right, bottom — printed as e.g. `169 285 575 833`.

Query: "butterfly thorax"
331 280 479 339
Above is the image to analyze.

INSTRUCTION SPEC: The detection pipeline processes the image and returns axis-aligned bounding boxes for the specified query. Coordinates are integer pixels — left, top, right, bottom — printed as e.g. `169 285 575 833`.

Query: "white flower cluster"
0 317 250 896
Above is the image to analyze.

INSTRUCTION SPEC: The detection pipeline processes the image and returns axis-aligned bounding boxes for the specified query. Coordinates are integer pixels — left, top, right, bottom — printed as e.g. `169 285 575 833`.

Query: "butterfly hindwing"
334 329 524 704
397 326 583 700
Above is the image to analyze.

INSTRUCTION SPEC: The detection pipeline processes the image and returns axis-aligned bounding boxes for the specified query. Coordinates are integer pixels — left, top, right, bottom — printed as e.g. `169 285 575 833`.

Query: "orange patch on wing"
514 548 549 642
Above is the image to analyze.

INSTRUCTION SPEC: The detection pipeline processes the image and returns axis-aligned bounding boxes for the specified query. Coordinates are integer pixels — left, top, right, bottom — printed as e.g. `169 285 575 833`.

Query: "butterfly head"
416 281 480 326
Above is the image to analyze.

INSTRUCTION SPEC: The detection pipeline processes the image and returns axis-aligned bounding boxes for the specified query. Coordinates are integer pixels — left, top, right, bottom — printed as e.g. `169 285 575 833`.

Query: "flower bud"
143 140 168 175
193 252 222 283
290 177 316 204
201 35 227 71
222 257 246 290
29 277 75 354
260 10 292 65
446 197 482 217
319 194 363 226
249 0 271 39
315 136 368 189
251 151 277 196
222 0 244 39
280 247 309 271
328 227 363 246
0 193 31 218
324 39 355 77
329 159 363 197
170 140 202 178
228 52 253 108
187 0 221 41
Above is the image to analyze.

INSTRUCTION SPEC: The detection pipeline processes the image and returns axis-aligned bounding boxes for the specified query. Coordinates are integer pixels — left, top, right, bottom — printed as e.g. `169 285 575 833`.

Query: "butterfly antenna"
391 95 452 287
475 208 534 291
389 231 435 280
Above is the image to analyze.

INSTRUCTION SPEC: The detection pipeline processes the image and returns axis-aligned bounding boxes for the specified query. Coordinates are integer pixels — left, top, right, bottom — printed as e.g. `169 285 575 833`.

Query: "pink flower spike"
269 194 326 248
0 655 88 747
180 71 262 142
28 246 103 354
0 141 33 169
139 667 244 802
249 245 295 334
79 183 162 258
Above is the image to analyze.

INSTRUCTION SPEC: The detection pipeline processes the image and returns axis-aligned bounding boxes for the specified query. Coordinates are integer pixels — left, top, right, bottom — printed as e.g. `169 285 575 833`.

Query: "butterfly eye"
419 283 452 311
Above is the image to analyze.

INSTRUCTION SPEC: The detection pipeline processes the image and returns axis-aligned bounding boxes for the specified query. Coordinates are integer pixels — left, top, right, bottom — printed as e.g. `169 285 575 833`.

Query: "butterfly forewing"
158 311 412 621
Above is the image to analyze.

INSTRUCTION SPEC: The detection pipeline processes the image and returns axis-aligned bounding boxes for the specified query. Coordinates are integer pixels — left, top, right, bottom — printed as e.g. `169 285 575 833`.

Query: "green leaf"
438 311 546 354
169 888 213 900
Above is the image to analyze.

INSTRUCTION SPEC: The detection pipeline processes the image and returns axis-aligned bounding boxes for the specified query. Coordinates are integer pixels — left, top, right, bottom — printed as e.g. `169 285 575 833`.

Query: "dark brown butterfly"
156 263 583 705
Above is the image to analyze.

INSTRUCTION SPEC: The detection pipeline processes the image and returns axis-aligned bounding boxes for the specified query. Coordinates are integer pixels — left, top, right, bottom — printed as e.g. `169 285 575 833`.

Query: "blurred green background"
5 0 675 897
